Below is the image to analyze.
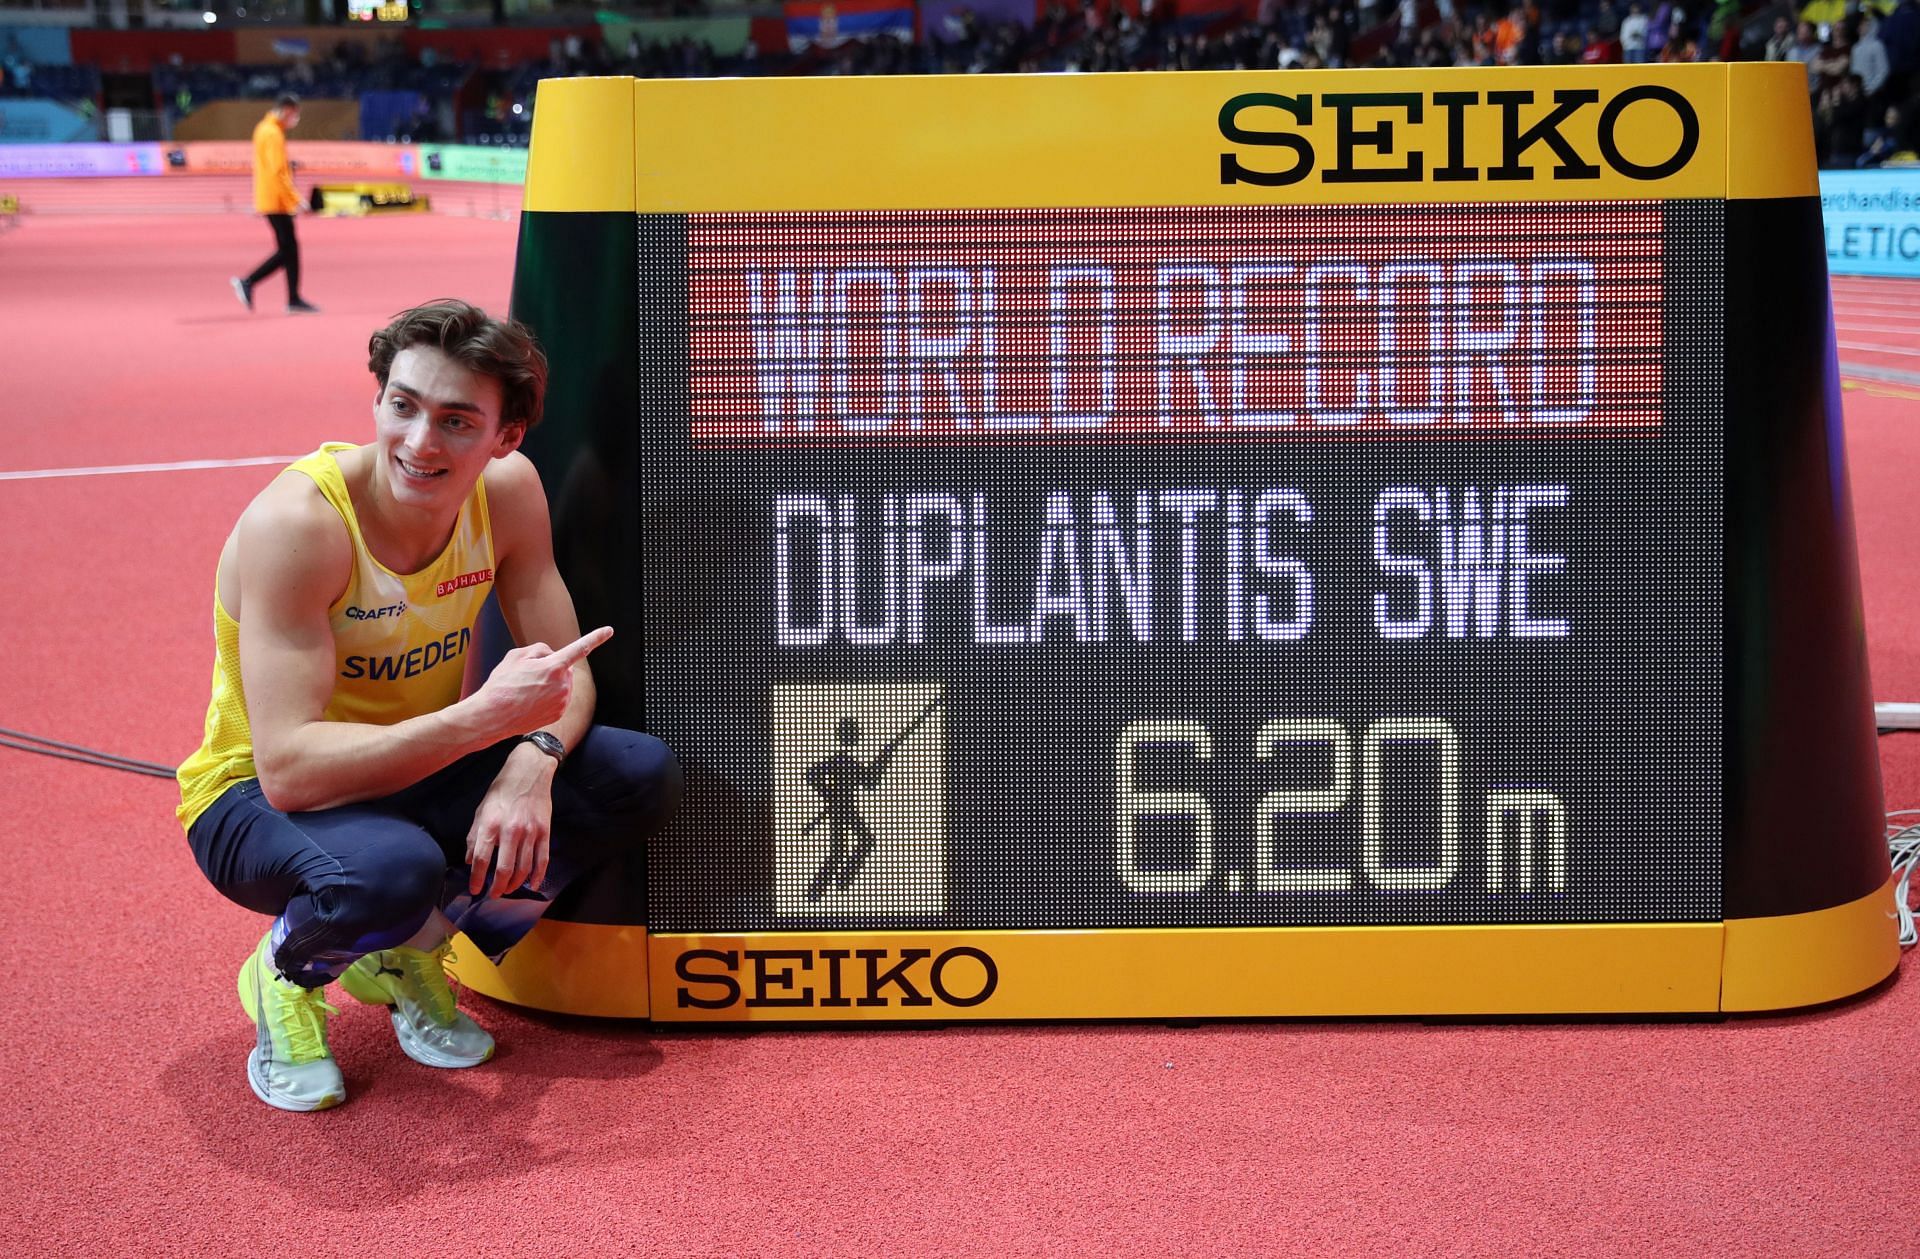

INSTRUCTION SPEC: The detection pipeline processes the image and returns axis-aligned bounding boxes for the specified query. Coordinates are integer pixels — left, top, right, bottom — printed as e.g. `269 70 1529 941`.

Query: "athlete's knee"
565 726 683 833
322 833 445 935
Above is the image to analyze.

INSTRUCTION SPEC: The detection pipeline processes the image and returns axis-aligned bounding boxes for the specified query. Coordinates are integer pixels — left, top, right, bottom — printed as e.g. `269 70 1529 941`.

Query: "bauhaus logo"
436 568 493 598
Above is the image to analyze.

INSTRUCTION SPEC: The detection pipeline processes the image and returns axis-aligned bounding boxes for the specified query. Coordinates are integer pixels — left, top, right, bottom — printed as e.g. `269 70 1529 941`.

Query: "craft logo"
344 602 406 621
436 568 493 597
773 683 946 916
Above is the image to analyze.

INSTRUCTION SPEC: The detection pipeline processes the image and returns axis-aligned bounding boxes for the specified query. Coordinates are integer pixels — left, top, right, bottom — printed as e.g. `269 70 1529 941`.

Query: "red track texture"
3 208 1918 1257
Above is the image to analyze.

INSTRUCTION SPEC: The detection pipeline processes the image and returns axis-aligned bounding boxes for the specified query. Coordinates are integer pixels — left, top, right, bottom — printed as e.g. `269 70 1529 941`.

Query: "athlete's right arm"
237 480 588 813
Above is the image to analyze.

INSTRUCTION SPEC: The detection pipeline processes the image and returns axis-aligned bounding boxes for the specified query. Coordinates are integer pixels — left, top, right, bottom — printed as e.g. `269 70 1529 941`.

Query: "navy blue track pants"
187 725 679 987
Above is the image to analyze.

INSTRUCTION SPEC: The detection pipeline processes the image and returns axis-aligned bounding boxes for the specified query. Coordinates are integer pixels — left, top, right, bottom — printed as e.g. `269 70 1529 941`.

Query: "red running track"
3 209 1918 1257
1832 274 1920 385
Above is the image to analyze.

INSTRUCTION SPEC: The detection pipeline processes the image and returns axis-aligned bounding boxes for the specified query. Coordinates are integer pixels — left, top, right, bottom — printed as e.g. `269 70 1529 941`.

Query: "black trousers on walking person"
244 213 302 304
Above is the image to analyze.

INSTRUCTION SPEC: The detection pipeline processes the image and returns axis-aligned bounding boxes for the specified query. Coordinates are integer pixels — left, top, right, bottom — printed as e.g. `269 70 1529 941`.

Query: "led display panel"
474 67 1897 1021
637 199 1724 933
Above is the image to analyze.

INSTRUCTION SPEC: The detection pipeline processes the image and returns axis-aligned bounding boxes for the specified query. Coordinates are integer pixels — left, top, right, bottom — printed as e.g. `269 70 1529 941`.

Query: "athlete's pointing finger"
550 626 613 668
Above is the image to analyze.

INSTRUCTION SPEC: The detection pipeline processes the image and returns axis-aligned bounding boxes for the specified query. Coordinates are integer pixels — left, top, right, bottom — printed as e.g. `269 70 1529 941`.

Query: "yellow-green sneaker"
339 942 495 1069
236 930 344 1112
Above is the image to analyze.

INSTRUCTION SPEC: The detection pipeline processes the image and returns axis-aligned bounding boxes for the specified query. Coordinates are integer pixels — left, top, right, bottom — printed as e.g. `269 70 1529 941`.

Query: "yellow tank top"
176 443 497 829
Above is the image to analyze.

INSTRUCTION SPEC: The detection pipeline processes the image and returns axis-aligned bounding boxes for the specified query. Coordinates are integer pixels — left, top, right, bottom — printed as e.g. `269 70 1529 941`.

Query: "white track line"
1837 341 1920 357
0 455 301 482
1840 360 1920 385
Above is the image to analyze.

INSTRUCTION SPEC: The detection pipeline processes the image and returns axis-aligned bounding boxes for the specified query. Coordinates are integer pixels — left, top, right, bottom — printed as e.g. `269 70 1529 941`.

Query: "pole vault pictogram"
801 694 943 901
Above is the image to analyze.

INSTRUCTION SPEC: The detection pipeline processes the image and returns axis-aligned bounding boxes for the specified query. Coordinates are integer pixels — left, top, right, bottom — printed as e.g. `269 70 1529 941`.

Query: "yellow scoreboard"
452 66 1899 1021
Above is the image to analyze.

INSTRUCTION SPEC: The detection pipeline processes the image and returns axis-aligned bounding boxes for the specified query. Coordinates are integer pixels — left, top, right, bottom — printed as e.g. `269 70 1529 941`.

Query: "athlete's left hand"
466 750 556 897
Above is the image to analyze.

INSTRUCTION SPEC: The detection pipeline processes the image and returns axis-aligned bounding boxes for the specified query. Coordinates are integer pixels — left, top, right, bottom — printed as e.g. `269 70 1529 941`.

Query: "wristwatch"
519 730 566 764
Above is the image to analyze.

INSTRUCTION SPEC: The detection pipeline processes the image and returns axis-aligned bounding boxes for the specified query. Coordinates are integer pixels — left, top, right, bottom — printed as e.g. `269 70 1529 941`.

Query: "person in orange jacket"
231 93 319 314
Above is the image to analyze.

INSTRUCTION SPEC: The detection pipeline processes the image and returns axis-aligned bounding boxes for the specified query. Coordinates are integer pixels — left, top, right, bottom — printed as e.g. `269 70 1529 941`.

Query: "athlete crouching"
177 299 679 1111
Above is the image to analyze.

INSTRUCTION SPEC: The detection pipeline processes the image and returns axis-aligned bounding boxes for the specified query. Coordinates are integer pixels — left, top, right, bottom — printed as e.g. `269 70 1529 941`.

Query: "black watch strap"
519 730 566 763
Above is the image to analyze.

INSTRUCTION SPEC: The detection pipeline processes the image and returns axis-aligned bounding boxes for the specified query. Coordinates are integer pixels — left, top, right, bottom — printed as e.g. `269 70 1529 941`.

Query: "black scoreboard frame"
451 65 1898 1020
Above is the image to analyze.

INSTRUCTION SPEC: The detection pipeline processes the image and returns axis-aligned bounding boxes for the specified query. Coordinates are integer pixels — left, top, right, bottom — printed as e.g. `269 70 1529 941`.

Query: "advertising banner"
165 140 420 177
68 29 234 73
403 26 586 63
1819 169 1920 279
232 27 391 63
0 27 75 65
0 143 163 177
919 0 1037 39
0 101 99 145
600 16 755 56
419 144 527 184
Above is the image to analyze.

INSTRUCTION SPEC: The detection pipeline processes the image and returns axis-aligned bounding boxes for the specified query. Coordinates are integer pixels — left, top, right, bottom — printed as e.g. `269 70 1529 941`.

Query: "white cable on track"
0 455 302 482
1888 810 1920 948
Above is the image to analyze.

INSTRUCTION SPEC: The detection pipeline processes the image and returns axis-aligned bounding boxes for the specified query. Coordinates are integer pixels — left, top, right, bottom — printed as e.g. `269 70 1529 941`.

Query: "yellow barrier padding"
1720 877 1902 1011
642 923 1726 1020
515 66 1824 213
525 75 634 214
1726 63 1819 200
446 922 651 1019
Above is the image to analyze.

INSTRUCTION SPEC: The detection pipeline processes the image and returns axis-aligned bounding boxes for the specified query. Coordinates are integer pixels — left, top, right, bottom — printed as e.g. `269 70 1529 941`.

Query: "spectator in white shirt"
1786 20 1822 87
1621 1 1652 59
1852 16 1891 101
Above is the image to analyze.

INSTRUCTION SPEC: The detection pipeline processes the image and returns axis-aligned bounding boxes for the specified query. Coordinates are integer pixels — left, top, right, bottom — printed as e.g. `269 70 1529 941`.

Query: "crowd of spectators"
150 37 465 137
0 34 100 99
2 0 1916 165
493 0 1920 164
1752 6 1919 165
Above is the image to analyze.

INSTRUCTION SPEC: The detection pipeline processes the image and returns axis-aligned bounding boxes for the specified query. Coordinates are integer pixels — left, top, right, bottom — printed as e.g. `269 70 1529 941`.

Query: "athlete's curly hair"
368 299 549 432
